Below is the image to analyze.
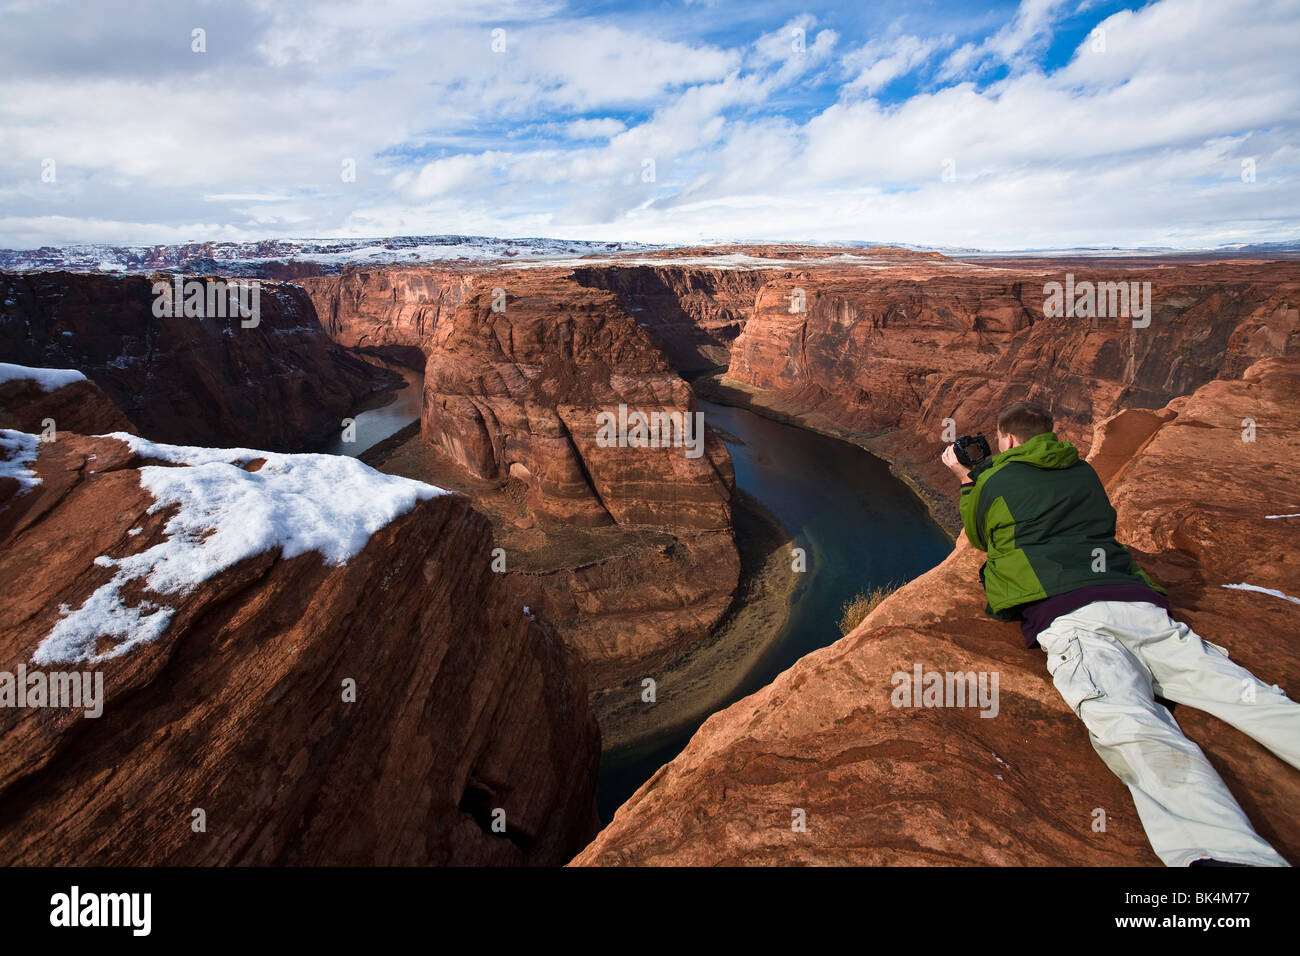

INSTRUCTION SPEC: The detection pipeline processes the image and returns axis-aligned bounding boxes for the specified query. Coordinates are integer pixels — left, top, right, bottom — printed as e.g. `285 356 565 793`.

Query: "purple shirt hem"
1019 583 1172 649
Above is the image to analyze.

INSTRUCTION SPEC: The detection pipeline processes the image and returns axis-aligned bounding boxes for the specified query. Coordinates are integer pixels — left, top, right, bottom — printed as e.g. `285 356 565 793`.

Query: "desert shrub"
838 581 900 636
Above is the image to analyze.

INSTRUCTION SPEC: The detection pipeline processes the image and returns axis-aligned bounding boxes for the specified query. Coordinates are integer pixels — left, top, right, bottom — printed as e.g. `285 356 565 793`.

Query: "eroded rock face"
572 357 1300 866
0 431 600 866
300 268 474 352
520 529 741 689
301 267 743 692
723 261 1300 526
0 271 400 451
571 265 766 371
728 263 1300 437
0 375 134 437
304 267 735 532
426 278 733 531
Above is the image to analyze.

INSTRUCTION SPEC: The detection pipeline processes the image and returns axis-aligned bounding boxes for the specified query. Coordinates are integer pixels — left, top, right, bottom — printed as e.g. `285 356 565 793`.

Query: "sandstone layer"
572 356 1300 865
721 258 1300 530
0 385 600 864
0 375 134 437
300 267 744 693
0 270 400 451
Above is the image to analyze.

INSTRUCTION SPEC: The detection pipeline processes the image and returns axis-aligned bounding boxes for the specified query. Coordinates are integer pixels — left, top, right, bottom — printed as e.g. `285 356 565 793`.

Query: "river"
595 397 953 822
316 366 424 457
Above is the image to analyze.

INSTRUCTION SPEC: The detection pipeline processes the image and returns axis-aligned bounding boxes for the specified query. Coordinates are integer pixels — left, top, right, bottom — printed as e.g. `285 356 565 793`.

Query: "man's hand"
941 443 971 483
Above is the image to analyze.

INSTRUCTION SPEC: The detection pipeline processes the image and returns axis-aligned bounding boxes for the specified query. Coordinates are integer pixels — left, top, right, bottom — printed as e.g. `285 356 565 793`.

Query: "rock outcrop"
302 267 735 531
301 267 743 693
0 271 400 451
0 370 135 437
571 356 1300 865
421 271 733 531
0 410 601 865
571 264 765 371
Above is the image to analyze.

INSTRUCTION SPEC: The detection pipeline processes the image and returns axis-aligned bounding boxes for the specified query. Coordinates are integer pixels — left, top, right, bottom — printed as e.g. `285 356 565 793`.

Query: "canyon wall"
726 262 1300 438
0 377 600 865
0 271 399 451
300 267 742 691
296 252 1299 700
301 267 474 352
302 267 735 531
570 264 765 371
420 271 733 531
573 356 1300 865
721 260 1300 527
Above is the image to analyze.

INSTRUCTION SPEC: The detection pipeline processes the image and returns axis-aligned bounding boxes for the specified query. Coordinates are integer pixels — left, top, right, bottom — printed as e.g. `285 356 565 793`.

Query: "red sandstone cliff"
572 356 1300 865
300 267 743 691
302 267 474 352
302 267 735 531
0 379 600 865
421 271 733 530
571 264 765 371
0 374 134 437
720 259 1300 527
0 271 400 451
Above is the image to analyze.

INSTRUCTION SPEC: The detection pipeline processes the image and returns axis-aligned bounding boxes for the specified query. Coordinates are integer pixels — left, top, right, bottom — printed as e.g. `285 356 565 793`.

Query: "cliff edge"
0 371 600 865
572 356 1300 865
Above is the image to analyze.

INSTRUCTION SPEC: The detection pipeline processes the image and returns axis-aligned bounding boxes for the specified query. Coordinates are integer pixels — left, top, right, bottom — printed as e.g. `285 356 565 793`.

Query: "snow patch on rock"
0 428 42 493
0 362 87 392
33 433 449 664
1222 582 1300 606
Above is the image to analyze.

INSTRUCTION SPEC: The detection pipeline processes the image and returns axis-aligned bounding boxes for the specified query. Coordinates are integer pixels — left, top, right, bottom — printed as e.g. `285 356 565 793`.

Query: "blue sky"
0 0 1296 249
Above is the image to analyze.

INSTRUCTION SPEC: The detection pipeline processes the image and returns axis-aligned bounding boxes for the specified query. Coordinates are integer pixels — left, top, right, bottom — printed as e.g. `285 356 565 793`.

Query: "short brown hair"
997 401 1053 442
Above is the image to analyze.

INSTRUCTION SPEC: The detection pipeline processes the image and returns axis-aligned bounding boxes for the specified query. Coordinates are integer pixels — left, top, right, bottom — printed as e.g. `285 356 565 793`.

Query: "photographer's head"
996 401 1053 453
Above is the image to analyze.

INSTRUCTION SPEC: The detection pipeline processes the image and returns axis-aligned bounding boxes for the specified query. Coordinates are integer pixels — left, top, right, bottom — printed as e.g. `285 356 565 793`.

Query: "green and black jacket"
959 431 1166 645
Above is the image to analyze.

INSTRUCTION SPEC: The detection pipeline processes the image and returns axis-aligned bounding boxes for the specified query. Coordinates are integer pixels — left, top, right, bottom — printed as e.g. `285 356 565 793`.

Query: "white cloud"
399 152 511 199
0 0 1296 250
842 34 951 94
939 0 1069 79
564 117 627 139
203 193 292 202
750 14 839 85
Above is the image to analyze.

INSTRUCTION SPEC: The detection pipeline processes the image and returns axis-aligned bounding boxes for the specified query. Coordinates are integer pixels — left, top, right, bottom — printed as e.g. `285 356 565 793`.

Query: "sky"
0 0 1297 250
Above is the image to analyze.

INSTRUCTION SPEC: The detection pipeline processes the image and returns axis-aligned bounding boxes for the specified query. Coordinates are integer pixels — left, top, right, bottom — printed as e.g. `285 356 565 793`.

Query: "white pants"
1039 600 1300 867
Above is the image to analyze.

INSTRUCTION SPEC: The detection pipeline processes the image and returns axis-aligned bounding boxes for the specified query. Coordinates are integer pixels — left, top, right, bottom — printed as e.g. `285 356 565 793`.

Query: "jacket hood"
994 431 1079 470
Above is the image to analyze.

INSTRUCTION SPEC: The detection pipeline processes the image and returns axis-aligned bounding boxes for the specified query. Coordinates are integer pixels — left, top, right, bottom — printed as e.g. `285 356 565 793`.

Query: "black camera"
953 433 992 468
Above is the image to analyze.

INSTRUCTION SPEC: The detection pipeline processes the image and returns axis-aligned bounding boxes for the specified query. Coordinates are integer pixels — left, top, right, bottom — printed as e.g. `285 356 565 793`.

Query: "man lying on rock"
941 401 1299 867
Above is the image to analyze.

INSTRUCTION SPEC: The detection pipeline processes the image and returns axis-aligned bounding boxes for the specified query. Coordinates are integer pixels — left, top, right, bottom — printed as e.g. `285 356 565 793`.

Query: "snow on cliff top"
0 235 666 274
0 428 42 492
33 433 449 664
0 362 87 391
